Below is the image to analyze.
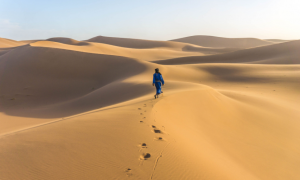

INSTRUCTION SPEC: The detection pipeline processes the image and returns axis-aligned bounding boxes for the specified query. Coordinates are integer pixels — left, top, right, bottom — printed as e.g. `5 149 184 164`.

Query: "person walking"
152 68 164 99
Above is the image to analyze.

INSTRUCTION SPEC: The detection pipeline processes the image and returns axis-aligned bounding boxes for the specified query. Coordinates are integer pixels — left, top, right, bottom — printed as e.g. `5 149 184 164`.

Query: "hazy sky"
0 0 299 41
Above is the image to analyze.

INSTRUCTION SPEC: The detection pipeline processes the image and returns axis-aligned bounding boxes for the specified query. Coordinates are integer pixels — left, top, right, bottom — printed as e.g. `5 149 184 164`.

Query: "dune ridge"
171 35 275 48
86 35 238 54
0 37 28 48
30 38 239 62
86 35 185 49
265 39 290 43
47 37 90 46
154 40 300 65
0 35 299 180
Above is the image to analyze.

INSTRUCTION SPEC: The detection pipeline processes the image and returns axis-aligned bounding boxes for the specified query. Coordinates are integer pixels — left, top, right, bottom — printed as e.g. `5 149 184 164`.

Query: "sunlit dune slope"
155 40 300 65
265 39 291 43
0 37 27 48
171 35 274 48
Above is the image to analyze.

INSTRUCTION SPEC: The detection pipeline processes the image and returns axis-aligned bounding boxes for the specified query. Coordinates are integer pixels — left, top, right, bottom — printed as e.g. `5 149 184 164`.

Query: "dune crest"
0 37 28 48
86 35 183 49
47 37 90 46
171 35 275 48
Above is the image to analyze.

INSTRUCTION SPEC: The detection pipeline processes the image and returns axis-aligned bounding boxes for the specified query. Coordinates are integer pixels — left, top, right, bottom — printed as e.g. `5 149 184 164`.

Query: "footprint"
143 117 146 119
140 113 143 115
153 129 162 133
139 143 147 148
140 153 151 160
138 108 141 110
154 137 164 141
151 125 162 133
125 168 132 177
140 121 143 123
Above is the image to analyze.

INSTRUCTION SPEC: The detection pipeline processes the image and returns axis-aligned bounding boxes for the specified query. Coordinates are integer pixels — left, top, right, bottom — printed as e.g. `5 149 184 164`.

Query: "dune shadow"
47 37 90 46
1 82 153 118
0 45 152 118
199 65 269 83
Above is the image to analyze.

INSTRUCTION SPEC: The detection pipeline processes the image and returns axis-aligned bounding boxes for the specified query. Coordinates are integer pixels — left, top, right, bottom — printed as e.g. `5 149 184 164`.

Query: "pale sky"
0 0 299 41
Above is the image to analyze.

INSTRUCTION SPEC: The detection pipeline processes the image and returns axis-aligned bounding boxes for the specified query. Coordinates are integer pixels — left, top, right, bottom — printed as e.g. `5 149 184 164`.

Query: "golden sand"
0 36 299 180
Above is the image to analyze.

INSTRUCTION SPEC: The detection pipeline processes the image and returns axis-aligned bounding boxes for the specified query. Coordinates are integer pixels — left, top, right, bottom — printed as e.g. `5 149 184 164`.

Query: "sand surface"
0 35 299 180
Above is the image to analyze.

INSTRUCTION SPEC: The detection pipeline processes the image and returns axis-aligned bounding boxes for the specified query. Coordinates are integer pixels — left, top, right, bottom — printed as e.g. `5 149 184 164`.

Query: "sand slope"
171 35 274 48
86 35 186 49
266 39 290 43
0 37 30 48
155 40 300 65
0 35 299 180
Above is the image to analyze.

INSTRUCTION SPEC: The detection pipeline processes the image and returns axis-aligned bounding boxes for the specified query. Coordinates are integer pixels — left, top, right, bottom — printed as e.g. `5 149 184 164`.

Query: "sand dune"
0 37 28 48
0 47 17 57
0 35 299 180
86 35 238 54
155 40 300 65
265 39 290 43
171 35 275 48
47 37 90 46
19 40 41 44
30 38 238 62
86 35 185 49
0 44 151 115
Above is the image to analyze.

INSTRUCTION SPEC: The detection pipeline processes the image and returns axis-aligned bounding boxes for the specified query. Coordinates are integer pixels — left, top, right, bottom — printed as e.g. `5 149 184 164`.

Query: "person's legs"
154 82 162 98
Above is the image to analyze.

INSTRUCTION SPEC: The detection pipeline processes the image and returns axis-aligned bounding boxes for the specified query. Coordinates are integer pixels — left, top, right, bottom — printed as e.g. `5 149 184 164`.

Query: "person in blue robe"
152 68 164 99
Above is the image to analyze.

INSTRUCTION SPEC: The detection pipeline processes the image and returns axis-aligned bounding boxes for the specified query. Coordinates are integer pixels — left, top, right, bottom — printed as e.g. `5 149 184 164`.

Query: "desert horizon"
0 33 300 180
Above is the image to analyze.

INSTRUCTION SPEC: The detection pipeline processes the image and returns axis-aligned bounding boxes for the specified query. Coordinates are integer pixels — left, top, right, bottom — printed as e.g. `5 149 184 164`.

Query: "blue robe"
153 73 164 95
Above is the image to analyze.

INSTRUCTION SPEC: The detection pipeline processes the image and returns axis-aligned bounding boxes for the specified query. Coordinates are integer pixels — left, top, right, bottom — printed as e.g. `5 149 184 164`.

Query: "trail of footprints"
125 102 166 177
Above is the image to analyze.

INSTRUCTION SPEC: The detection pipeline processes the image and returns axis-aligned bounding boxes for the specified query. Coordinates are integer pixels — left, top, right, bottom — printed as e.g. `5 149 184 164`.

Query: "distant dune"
0 35 299 180
19 40 41 44
171 35 275 48
86 35 183 49
155 40 300 65
0 37 28 48
265 39 291 43
47 37 89 46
